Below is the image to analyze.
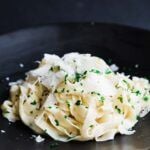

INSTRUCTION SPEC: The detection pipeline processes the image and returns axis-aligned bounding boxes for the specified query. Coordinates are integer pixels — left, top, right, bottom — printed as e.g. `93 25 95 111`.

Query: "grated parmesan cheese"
1 130 6 133
35 135 45 143
135 64 139 68
19 63 24 68
5 77 10 81
9 80 23 86
110 64 119 72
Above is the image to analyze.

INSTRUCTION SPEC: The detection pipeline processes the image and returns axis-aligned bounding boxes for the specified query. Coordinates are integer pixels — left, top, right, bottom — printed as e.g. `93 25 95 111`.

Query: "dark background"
0 0 150 35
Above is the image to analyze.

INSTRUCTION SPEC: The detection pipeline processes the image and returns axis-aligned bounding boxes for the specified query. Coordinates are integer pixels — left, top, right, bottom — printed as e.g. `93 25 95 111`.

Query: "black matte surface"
0 23 150 150
1 0 150 35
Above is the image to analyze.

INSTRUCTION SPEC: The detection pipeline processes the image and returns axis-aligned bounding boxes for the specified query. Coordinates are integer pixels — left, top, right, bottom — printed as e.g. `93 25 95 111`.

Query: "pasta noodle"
1 53 150 142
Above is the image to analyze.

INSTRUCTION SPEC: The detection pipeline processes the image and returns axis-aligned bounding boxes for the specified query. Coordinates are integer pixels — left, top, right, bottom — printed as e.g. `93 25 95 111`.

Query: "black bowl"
0 23 150 150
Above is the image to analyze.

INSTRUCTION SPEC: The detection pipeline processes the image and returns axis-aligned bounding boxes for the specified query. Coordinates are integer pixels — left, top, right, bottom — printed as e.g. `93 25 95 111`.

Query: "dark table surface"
0 0 150 35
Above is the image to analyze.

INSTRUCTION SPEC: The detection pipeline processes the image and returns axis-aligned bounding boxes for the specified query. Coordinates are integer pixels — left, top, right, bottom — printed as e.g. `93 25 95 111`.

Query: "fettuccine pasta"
1 53 150 142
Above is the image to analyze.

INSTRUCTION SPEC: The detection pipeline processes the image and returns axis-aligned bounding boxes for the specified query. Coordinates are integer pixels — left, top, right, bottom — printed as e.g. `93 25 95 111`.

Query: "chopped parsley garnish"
135 90 141 96
50 65 60 72
66 90 69 93
30 111 33 114
61 88 65 93
91 91 100 95
80 83 83 86
75 100 81 106
90 69 101 74
100 96 105 102
64 115 68 119
30 100 37 105
90 91 105 102
143 96 149 101
115 106 121 114
73 89 77 91
74 71 87 82
118 96 123 103
75 73 81 82
122 80 130 88
81 90 84 93
91 91 95 94
136 115 140 120
54 120 59 126
66 100 70 108
64 74 68 84
89 125 94 128
48 106 52 109
54 89 58 93
115 84 120 89
131 89 141 96
15 94 19 97
105 69 112 74
23 100 27 104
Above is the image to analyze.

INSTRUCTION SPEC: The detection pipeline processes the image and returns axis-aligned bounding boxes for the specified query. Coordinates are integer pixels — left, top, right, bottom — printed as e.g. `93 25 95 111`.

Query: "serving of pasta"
1 53 150 142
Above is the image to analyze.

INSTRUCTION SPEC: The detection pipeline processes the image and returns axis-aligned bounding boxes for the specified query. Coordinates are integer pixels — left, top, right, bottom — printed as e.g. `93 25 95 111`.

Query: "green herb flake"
64 74 68 84
75 73 81 82
91 91 95 95
80 83 83 86
54 120 59 126
30 111 33 114
64 115 68 119
74 71 87 82
122 80 130 88
135 90 141 96
54 89 58 93
23 100 27 104
100 96 105 101
115 106 121 114
118 96 123 103
73 89 77 91
105 69 112 74
136 115 140 120
143 96 149 101
66 101 70 108
48 106 52 109
89 125 94 128
30 100 37 105
61 88 65 93
115 84 120 89
50 65 60 72
90 69 101 74
75 100 81 106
